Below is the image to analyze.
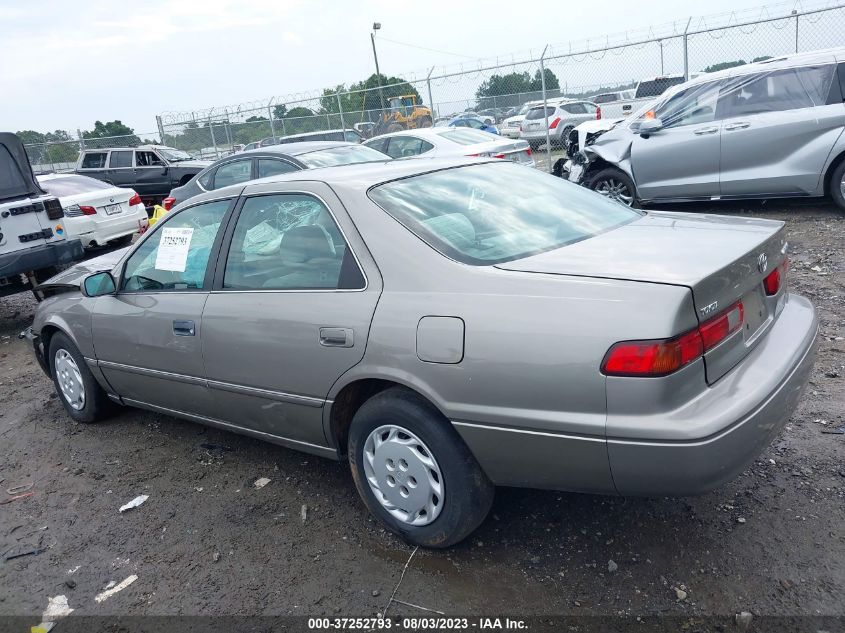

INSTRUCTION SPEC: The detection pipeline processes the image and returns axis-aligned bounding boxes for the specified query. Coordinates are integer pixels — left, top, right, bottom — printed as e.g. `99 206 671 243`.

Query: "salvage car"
37 174 148 248
520 100 600 149
363 127 534 166
561 49 845 209
76 145 210 205
25 159 817 548
164 141 390 209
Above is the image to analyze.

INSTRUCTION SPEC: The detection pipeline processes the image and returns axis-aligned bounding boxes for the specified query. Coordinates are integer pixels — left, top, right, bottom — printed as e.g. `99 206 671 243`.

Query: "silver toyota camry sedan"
25 158 818 547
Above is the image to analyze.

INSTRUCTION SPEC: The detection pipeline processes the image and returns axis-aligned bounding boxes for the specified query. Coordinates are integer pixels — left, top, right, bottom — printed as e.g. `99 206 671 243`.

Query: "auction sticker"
155 227 193 272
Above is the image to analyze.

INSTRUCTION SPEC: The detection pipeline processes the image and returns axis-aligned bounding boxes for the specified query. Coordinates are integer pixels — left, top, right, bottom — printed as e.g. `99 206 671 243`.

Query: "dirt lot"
0 201 843 630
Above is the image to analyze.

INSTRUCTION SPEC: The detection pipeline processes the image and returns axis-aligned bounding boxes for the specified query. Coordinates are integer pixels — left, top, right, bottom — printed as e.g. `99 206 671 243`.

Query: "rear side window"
384 137 434 158
257 159 298 179
213 159 252 189
719 65 836 117
109 151 132 168
369 163 641 266
525 107 555 120
81 152 107 169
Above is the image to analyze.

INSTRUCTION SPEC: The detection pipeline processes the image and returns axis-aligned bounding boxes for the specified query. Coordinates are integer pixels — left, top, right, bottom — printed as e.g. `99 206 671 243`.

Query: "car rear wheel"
49 332 115 423
589 168 640 208
828 160 845 211
348 387 494 548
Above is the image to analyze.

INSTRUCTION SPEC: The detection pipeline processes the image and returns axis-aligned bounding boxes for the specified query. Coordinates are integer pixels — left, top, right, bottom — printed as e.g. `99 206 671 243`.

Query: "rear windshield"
369 163 641 265
635 76 686 98
437 129 495 145
592 93 618 104
38 175 113 196
297 145 388 168
525 106 556 120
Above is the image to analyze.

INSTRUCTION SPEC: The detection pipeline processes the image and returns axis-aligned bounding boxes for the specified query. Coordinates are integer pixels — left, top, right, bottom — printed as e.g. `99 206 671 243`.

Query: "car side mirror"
161 166 169 175
83 271 116 297
639 118 664 138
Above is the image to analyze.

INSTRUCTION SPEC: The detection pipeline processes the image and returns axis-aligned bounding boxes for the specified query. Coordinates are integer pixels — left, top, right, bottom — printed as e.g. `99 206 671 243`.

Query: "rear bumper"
608 293 818 496
0 239 84 278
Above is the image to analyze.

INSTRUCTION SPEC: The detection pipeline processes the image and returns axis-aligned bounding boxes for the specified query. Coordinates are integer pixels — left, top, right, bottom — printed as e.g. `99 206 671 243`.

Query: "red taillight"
525 148 532 156
764 258 787 295
492 153 506 159
128 193 143 207
163 197 176 211
698 302 744 351
596 106 602 120
80 205 96 216
549 117 561 129
602 301 744 377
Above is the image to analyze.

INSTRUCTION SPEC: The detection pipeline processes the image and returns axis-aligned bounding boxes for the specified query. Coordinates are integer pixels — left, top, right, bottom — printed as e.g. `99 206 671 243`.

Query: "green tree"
475 69 559 99
245 115 268 122
83 120 140 145
272 104 288 120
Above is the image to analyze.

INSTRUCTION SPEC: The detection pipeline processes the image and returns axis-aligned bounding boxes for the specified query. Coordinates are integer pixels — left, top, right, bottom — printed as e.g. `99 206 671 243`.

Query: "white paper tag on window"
155 227 193 272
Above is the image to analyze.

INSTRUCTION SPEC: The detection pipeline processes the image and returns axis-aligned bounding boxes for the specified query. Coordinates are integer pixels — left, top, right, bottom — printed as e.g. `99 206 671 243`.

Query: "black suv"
75 146 210 204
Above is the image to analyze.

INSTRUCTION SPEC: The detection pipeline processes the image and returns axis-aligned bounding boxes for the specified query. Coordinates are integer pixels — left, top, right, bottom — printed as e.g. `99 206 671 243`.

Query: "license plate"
568 163 584 182
104 203 122 215
742 289 768 338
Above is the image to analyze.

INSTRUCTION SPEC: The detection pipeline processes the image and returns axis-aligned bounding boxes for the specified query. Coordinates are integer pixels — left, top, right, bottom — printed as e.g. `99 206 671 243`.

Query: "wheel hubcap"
595 178 634 205
362 425 444 526
839 172 845 199
54 349 85 411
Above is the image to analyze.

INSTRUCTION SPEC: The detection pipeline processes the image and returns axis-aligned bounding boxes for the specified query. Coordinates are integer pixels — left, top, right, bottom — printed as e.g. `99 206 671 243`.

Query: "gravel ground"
0 201 842 629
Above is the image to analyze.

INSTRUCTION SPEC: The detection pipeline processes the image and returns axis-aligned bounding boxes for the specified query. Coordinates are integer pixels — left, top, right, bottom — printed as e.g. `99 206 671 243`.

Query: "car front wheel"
589 167 639 208
49 332 115 423
348 387 494 548
828 160 845 212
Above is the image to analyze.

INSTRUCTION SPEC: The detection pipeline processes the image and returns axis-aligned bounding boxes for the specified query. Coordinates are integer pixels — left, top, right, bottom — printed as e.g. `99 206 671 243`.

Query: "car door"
201 184 382 447
629 79 724 201
718 62 843 196
133 150 170 196
105 150 134 188
91 197 235 416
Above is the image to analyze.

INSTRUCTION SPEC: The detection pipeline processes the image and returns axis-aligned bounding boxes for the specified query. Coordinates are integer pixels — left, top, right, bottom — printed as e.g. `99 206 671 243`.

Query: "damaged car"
557 48 845 210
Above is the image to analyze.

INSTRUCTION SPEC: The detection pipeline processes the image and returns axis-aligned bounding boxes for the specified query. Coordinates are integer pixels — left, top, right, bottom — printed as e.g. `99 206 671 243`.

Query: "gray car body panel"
30 159 818 497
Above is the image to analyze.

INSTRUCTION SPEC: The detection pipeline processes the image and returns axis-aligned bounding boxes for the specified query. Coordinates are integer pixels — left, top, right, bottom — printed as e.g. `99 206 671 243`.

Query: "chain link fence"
154 0 845 172
24 132 161 175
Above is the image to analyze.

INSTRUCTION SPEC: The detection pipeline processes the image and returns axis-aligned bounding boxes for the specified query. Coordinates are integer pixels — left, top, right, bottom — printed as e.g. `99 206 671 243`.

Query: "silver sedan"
25 159 817 547
363 127 535 167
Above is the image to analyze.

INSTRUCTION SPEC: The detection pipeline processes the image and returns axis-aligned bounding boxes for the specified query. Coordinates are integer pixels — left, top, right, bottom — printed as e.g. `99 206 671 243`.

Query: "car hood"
497 210 786 320
37 247 130 291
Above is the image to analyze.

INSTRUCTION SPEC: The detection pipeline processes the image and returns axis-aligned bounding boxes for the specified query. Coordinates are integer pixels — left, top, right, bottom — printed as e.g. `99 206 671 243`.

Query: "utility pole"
371 23 385 112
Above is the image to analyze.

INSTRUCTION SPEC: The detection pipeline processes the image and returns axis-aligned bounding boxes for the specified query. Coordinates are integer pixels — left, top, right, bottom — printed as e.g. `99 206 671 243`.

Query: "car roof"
365 127 465 140
241 141 357 157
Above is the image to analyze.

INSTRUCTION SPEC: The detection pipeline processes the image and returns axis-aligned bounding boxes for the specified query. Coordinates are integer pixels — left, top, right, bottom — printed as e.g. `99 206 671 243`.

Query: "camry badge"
109 197 115 203
757 253 768 274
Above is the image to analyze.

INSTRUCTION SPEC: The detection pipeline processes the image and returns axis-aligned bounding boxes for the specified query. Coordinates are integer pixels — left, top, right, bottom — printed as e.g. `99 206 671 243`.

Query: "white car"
499 100 545 138
363 127 535 167
37 174 148 249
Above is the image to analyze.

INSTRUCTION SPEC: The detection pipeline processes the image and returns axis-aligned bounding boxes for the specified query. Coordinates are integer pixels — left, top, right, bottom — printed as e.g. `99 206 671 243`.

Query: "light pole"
371 22 385 113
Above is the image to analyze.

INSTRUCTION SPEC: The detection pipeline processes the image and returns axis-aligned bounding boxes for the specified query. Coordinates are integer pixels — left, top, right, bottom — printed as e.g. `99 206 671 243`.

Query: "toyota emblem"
109 197 115 203
757 253 768 274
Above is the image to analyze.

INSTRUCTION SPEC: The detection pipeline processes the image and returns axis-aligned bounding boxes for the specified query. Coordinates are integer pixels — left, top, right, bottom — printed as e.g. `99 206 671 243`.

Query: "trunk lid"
497 211 788 382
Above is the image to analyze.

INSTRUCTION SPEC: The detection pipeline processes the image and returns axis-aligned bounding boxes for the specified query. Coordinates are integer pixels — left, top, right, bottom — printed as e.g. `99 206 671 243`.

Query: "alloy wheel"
595 178 634 206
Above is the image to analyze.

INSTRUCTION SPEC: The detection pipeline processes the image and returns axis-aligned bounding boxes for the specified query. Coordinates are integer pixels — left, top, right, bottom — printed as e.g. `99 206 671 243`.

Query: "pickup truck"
0 132 84 299
590 75 687 120
75 145 210 206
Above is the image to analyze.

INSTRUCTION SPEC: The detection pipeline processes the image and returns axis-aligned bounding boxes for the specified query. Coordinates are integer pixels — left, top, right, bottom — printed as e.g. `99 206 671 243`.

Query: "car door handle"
724 122 750 131
173 320 196 336
693 127 719 135
319 327 353 348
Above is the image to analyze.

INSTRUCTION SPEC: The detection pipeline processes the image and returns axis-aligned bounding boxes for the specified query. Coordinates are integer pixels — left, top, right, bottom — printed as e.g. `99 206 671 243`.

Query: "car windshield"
369 163 641 265
38 174 113 196
296 145 389 168
157 148 193 161
437 129 496 145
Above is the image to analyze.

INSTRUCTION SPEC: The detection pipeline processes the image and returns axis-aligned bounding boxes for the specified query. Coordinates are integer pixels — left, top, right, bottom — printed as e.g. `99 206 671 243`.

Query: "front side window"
257 158 298 179
369 163 641 266
223 194 364 291
719 65 836 117
651 81 721 128
136 151 165 167
213 159 252 189
296 145 389 168
81 152 107 169
384 136 433 158
109 151 133 168
121 199 230 292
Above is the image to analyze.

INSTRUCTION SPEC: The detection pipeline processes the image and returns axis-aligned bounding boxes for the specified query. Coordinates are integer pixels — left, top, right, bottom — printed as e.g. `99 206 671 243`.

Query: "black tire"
48 332 115 423
348 387 494 548
828 160 845 211
556 125 574 149
588 167 640 208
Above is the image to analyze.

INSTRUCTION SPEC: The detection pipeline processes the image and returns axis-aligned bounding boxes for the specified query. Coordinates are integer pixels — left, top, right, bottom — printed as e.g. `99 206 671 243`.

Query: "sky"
0 0 810 135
